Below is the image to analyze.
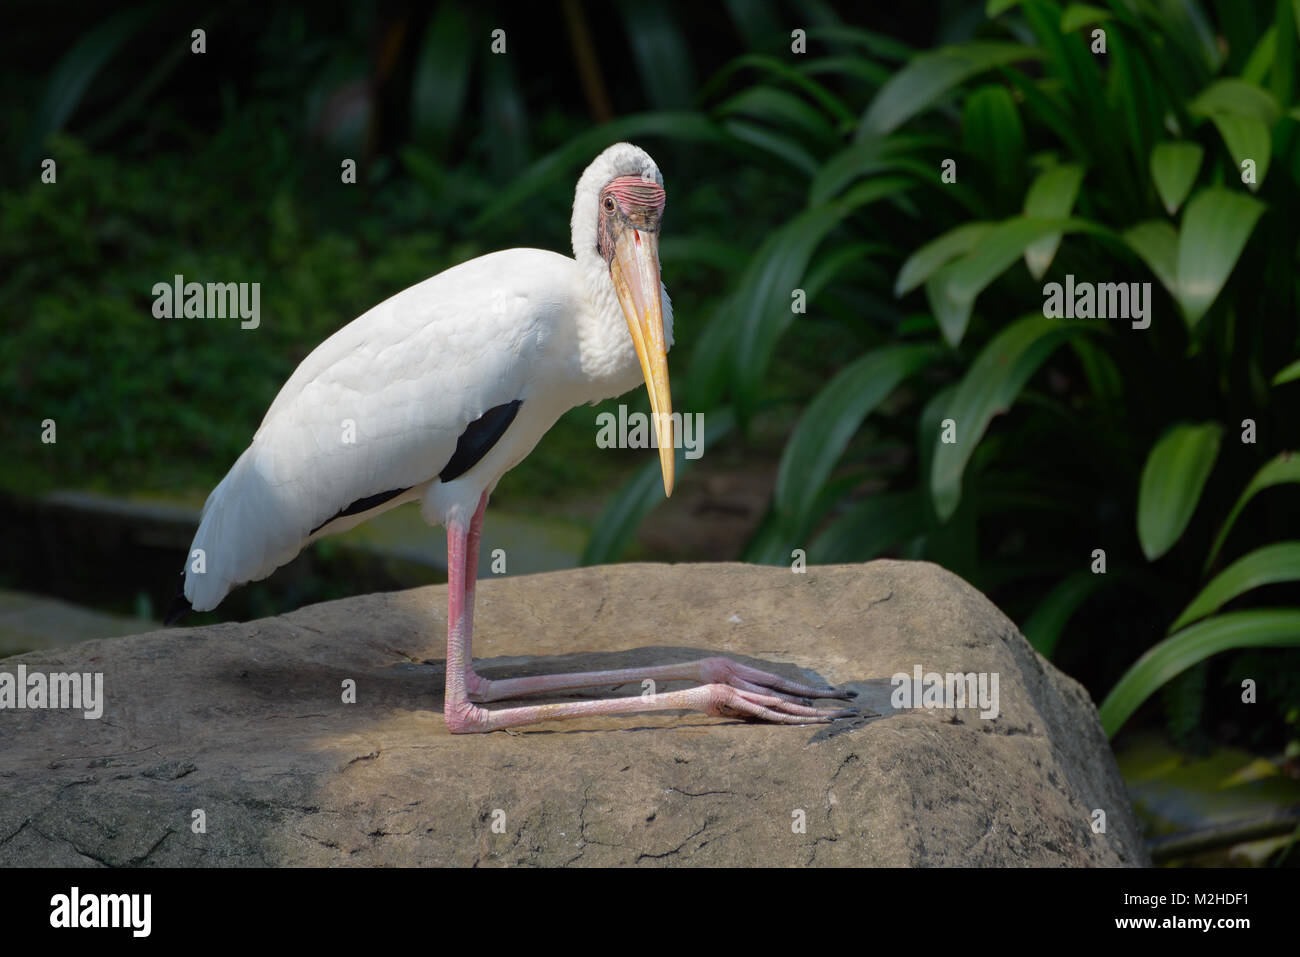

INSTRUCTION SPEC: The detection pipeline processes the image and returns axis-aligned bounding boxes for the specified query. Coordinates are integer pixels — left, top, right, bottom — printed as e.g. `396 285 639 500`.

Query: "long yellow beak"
610 227 674 497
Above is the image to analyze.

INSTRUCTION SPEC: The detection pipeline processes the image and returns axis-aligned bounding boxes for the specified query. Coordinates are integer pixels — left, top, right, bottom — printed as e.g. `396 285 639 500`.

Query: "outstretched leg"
441 504 857 733
471 657 855 706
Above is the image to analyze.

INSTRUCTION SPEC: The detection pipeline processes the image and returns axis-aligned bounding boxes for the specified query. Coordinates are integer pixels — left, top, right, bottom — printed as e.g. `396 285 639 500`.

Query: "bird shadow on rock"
805 678 899 743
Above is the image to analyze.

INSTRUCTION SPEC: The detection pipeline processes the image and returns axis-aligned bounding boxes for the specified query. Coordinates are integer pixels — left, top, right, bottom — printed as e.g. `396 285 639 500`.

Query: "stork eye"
603 195 616 213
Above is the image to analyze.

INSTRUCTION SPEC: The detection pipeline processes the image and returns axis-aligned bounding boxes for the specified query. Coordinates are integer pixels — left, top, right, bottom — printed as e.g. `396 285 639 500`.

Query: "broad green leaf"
1189 78 1281 123
1206 452 1300 569
801 54 892 87
1060 3 1112 32
1124 220 1179 294
774 345 942 531
658 236 747 273
683 297 738 411
743 474 863 565
808 491 926 563
1207 112 1272 189
719 118 820 176
806 26 914 62
1176 188 1266 327
803 241 892 300
24 4 156 166
924 216 1106 346
1107 29 1161 177
411 5 474 145
918 385 956 520
1002 66 1089 159
1019 1 1113 173
1154 0 1223 76
715 86 839 146
1171 543 1300 632
986 0 1023 14
729 203 857 421
1149 142 1203 214
720 0 782 51
809 144 952 206
1022 570 1106 658
861 42 1042 136
895 222 993 296
1273 358 1300 385
618 0 694 110
1241 26 1277 86
472 112 730 228
963 85 1025 196
1099 610 1300 736
581 409 735 564
482 52 529 177
930 317 1100 520
732 177 914 423
699 54 857 124
1137 422 1222 561
1022 164 1085 279
1189 79 1280 190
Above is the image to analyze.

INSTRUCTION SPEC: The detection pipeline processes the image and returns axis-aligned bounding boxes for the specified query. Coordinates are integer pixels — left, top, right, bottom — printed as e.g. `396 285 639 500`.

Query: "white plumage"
174 142 860 732
181 144 672 613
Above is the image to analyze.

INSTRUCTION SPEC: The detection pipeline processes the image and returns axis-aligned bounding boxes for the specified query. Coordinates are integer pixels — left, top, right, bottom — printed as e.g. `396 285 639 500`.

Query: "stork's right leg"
459 491 492 701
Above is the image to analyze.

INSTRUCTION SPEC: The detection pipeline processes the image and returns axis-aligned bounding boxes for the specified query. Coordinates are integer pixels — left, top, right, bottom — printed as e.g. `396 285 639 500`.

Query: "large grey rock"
0 561 1147 866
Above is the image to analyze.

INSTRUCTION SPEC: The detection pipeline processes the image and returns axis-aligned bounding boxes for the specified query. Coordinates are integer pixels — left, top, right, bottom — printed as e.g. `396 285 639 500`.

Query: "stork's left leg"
471 658 855 706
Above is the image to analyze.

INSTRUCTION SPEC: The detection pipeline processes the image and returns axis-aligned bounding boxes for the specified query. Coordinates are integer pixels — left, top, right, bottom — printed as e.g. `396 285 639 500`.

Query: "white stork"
168 142 857 732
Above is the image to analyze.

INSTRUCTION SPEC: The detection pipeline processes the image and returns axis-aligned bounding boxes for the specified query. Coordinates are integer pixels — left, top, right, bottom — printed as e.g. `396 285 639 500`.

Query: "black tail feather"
164 568 191 626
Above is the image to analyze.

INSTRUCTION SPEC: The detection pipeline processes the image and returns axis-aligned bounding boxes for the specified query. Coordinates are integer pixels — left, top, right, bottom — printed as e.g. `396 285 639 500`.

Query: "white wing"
182 248 579 612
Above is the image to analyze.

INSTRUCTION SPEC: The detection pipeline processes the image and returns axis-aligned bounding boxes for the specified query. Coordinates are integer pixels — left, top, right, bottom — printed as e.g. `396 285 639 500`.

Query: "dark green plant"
491 1 1300 740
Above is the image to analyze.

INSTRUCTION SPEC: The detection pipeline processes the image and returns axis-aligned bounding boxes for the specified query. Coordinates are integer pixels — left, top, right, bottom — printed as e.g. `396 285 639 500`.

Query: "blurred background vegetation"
2 0 1298 863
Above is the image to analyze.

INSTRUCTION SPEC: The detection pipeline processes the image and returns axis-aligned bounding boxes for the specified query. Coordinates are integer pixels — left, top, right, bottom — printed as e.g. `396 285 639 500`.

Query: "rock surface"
0 561 1147 866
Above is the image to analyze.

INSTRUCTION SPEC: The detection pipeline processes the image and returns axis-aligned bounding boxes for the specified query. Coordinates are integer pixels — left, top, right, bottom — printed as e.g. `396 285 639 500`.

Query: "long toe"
705 685 859 725
702 657 855 701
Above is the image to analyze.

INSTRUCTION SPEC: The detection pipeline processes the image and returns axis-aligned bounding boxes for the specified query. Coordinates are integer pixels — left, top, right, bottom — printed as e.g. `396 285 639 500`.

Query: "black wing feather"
439 399 523 482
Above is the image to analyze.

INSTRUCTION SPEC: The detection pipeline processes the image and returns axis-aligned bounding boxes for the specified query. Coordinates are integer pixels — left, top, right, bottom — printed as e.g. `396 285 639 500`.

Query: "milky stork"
168 143 857 732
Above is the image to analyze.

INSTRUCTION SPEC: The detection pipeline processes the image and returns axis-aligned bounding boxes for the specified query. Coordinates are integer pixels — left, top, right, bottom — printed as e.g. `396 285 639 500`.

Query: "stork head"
573 143 674 497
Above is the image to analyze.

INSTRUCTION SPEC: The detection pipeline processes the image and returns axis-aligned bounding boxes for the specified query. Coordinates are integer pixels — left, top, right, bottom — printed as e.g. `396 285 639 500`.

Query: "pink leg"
442 507 477 728
441 502 858 733
461 491 490 700
472 658 855 705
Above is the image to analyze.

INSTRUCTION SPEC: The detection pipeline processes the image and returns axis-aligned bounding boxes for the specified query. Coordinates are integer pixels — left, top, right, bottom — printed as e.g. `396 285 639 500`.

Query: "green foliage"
561 0 1300 743
0 128 455 496
1137 422 1222 561
1100 611 1300 736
